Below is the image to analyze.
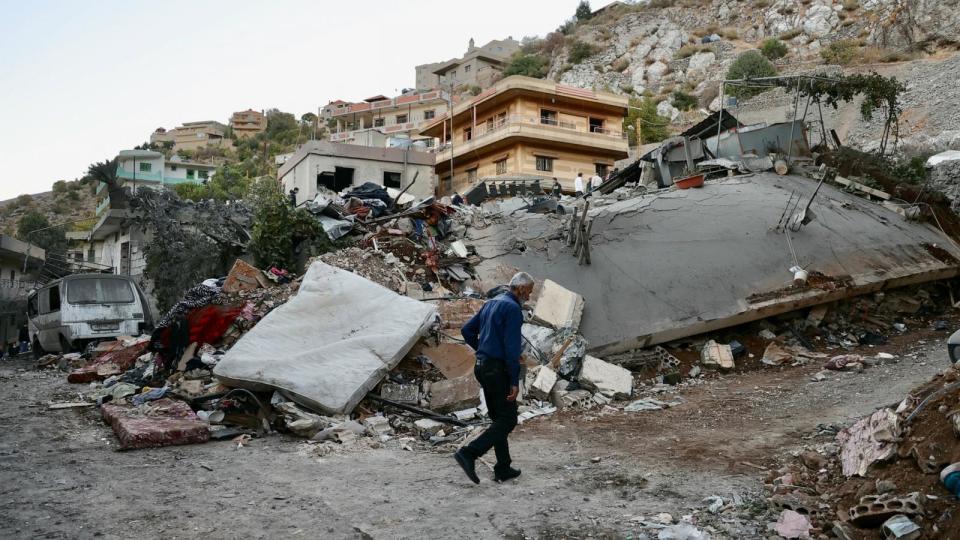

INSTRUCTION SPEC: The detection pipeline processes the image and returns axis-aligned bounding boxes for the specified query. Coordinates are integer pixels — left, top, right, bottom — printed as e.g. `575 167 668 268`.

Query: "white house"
278 140 436 206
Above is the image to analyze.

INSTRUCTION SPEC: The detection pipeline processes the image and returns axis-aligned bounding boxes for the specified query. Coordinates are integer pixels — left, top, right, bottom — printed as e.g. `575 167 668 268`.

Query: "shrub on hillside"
503 53 549 78
671 90 697 111
725 50 778 98
761 38 788 60
568 40 598 64
821 39 859 65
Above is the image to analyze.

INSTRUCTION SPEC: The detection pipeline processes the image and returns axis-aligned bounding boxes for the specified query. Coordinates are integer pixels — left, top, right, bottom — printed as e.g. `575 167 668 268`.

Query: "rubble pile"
763 363 960 538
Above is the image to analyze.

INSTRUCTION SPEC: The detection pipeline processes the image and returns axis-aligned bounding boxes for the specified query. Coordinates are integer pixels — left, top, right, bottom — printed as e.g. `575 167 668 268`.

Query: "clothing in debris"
459 359 518 474
452 193 464 206
156 284 221 329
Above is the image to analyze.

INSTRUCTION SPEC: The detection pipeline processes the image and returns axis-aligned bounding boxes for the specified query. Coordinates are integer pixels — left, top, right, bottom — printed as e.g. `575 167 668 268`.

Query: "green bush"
611 57 630 72
761 38 788 60
52 180 68 194
676 45 709 59
623 97 670 146
779 28 802 40
247 179 330 270
503 53 549 78
821 39 859 65
575 1 592 21
66 190 80 201
671 90 697 111
568 40 598 64
725 50 778 98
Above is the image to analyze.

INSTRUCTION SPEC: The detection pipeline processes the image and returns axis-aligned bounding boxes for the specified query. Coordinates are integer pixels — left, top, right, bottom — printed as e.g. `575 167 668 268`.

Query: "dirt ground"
0 331 954 540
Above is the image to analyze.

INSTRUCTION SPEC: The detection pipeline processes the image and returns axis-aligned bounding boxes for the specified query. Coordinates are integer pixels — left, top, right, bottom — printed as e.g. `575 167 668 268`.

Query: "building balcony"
432 115 627 162
96 195 111 216
0 279 39 301
328 90 446 118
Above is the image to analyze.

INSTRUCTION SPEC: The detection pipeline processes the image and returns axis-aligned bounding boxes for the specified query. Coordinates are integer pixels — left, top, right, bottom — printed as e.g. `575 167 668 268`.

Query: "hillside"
0 179 98 238
514 0 960 154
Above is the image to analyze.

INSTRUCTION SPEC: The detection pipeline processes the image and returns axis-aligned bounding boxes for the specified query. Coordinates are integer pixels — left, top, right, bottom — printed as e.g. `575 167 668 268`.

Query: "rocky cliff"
538 0 960 154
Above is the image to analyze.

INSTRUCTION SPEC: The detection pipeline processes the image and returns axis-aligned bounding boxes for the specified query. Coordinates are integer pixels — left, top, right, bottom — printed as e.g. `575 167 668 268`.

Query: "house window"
442 175 453 193
199 170 209 180
495 159 507 175
424 110 435 120
49 286 61 312
467 168 478 183
374 118 384 127
486 118 494 132
464 65 472 73
396 114 408 124
170 165 177 171
139 162 152 172
536 156 554 172
595 163 609 177
540 109 557 126
9 270 14 281
383 171 402 189
464 127 472 142
187 169 195 180
589 117 605 133
88 247 95 261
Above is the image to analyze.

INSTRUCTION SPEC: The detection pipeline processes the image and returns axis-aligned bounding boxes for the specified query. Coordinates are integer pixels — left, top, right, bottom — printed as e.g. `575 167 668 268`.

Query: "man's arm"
501 305 523 387
461 307 482 351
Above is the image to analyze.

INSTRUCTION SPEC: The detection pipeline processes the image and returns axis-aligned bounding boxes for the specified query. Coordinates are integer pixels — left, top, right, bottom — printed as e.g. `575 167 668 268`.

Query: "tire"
32 339 45 360
58 335 73 354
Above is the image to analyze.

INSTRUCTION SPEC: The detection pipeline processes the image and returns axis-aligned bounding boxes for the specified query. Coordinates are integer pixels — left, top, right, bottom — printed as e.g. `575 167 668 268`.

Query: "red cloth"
186 304 243 346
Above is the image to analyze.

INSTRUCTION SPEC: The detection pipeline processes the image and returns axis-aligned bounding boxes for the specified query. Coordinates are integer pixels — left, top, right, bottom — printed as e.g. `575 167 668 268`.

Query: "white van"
27 274 154 355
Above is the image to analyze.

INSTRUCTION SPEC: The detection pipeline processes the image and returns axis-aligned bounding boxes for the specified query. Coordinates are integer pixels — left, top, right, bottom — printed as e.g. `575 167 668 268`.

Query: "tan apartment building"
416 37 520 91
149 120 228 152
322 89 448 148
421 76 629 195
229 109 266 139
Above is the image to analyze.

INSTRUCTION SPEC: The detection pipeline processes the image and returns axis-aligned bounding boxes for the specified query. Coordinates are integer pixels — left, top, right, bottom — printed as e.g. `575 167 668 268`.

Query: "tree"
623 97 670 146
761 38 788 60
725 50 778 98
174 164 252 202
17 211 67 255
503 53 549 78
575 1 592 21
247 179 330 270
300 112 318 125
52 180 68 194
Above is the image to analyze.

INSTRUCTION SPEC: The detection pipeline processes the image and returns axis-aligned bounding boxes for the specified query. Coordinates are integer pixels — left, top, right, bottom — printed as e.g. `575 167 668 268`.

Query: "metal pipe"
786 79 803 164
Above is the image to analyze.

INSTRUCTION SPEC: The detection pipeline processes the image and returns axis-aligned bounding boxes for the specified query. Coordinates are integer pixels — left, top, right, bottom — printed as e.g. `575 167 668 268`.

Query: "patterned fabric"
101 398 209 450
156 284 221 329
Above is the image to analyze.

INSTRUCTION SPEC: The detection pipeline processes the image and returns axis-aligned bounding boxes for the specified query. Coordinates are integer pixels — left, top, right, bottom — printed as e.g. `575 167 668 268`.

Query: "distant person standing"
551 178 562 199
574 172 585 197
18 324 29 355
589 172 603 193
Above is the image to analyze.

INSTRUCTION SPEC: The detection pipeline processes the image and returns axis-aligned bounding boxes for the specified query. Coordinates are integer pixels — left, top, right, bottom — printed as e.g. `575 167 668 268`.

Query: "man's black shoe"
454 450 480 484
494 466 522 483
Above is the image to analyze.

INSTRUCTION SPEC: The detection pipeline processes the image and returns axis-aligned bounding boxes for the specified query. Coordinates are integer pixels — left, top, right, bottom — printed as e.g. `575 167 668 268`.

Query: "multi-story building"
420 76 629 195
279 140 436 206
229 109 267 139
0 235 44 347
416 37 520 91
149 120 228 152
94 150 217 216
322 89 448 148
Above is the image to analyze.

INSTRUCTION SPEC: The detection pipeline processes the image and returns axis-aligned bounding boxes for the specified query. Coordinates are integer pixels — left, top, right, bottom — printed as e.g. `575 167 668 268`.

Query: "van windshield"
66 278 135 305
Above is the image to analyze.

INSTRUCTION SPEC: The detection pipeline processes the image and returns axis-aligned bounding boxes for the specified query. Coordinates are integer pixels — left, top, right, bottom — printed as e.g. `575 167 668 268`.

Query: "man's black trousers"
462 359 518 471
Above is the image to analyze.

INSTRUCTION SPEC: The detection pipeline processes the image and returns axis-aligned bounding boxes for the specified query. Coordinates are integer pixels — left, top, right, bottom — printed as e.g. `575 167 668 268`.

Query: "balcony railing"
0 279 40 299
328 90 446 117
433 114 625 153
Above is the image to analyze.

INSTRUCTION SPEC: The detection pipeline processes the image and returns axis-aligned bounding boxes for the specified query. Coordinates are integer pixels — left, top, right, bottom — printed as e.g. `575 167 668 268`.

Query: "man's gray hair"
509 272 534 289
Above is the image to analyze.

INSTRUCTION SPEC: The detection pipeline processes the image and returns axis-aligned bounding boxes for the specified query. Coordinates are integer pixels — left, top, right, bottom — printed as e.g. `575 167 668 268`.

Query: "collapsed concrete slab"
213 261 437 415
428 374 480 412
526 365 558 401
470 174 960 355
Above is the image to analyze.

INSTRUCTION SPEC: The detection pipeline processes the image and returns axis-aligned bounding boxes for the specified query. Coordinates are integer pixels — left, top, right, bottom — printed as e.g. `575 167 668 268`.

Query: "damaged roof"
469 173 960 355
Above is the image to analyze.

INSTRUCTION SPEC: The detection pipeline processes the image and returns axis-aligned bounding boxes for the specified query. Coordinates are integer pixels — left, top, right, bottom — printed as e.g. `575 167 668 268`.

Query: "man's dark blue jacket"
461 292 523 386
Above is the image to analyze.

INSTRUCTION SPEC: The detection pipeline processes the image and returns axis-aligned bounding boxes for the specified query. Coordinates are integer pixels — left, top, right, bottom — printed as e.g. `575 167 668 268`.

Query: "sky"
0 0 616 201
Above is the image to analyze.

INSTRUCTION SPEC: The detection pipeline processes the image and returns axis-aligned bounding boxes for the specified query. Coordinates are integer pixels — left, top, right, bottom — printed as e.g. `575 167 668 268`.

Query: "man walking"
574 172 585 197
454 272 534 484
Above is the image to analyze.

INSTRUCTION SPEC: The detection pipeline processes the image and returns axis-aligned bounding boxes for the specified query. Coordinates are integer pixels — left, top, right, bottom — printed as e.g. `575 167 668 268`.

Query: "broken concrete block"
578 355 632 398
222 259 267 293
450 240 469 258
837 408 900 477
380 383 419 404
413 418 444 436
101 398 209 450
558 389 593 409
806 304 829 328
437 298 485 330
362 415 394 437
532 279 585 331
428 373 480 412
848 492 922 527
525 365 557 401
701 340 735 370
418 342 476 379
772 509 811 540
452 407 478 421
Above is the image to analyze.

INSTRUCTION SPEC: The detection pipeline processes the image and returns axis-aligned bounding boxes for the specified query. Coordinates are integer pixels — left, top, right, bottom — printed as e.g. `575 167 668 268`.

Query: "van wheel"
32 339 45 360
59 335 73 354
